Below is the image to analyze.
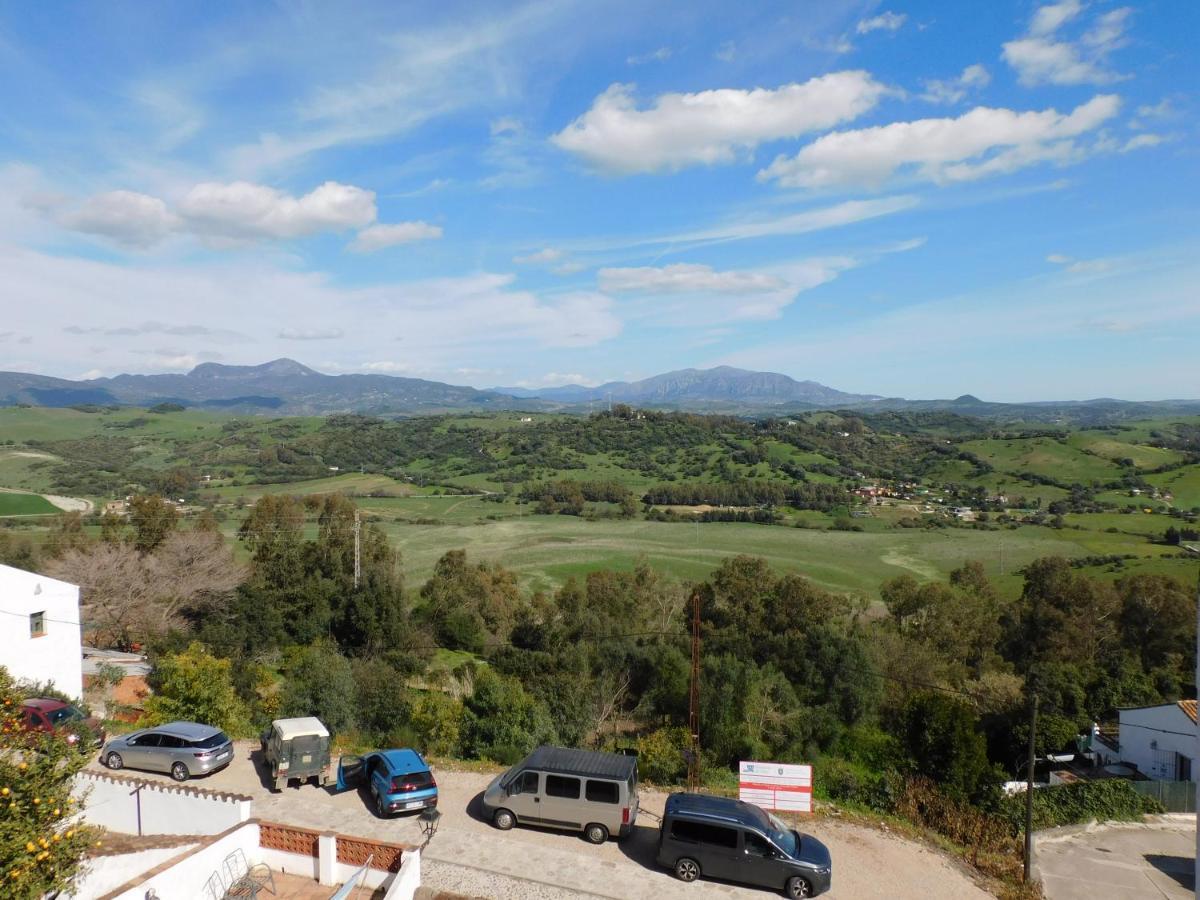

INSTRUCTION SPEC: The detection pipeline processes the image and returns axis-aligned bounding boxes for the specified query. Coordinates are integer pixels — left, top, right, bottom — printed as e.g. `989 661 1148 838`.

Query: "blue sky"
0 0 1196 400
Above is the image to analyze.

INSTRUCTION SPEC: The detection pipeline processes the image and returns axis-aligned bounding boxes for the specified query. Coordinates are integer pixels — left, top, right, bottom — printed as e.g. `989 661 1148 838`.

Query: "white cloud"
627 47 671 66
278 327 345 340
513 247 563 265
350 222 443 252
921 64 991 105
55 179 440 251
759 95 1120 189
61 190 179 248
490 117 522 136
1046 253 1113 274
514 372 602 389
598 263 787 295
1030 0 1084 36
1120 133 1163 152
1003 3 1132 86
4 243 623 379
551 71 887 174
598 257 870 325
856 11 906 34
179 180 375 240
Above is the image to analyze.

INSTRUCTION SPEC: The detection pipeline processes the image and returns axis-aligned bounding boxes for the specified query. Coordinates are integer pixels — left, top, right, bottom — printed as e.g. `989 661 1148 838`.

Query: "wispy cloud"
627 46 671 66
1003 2 1132 86
920 65 990 105
856 11 906 35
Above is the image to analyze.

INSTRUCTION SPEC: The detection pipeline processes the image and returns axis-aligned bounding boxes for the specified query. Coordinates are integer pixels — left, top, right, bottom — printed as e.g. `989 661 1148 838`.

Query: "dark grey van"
480 745 639 844
657 793 831 898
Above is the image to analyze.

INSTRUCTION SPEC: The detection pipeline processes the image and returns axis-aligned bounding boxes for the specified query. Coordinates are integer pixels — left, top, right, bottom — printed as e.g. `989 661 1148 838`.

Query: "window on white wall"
29 610 45 637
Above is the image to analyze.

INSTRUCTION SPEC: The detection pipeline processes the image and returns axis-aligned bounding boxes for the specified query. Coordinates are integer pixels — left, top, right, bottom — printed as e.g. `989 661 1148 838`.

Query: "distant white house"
1117 701 1196 781
0 563 83 698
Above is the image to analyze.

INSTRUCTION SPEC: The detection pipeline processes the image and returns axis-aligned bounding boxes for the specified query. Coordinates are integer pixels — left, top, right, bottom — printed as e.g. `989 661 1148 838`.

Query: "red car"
20 699 106 748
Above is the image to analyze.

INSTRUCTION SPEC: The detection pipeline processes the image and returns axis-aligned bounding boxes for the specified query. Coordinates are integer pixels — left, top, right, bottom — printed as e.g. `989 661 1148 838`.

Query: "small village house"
0 562 83 698
1117 701 1196 781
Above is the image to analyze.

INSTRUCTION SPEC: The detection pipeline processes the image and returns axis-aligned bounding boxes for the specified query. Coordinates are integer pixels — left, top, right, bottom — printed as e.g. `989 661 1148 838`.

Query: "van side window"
545 775 581 799
511 771 539 794
585 779 619 804
744 831 775 857
670 819 737 848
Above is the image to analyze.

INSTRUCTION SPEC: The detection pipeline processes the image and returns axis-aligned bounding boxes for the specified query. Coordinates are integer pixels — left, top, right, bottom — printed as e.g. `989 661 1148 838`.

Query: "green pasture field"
214 472 417 500
1147 467 1200 510
961 437 1124 484
0 492 59 516
0 450 60 494
1063 432 1186 469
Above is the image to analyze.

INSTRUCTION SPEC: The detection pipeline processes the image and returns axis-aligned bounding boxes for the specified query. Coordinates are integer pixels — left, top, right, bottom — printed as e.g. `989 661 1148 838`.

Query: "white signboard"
738 760 813 813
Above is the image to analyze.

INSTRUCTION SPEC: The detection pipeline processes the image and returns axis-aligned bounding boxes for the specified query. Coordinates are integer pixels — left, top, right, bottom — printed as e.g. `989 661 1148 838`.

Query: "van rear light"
622 807 630 825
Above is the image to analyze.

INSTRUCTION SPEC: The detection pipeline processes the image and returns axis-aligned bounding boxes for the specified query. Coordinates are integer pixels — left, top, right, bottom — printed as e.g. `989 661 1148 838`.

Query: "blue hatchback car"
336 749 438 817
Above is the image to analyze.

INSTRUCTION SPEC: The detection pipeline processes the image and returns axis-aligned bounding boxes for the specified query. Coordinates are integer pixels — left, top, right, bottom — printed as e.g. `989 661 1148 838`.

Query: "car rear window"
190 732 230 750
47 707 83 725
391 770 434 792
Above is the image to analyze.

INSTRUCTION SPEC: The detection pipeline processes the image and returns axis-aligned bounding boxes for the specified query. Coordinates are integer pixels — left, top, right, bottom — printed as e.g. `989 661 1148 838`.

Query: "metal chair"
221 847 276 898
203 870 228 900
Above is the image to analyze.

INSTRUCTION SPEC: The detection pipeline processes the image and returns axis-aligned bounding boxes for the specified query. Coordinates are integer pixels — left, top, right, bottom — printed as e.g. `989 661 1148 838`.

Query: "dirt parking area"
1036 816 1195 900
85 742 990 899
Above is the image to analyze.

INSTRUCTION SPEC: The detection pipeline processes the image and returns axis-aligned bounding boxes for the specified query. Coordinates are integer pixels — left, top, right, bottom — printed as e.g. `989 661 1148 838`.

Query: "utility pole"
1193 564 1198 900
687 589 701 793
1024 691 1039 884
353 509 361 589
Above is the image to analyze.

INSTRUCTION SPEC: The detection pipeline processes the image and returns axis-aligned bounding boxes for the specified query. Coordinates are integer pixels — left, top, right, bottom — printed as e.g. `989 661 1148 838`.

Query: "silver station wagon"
102 721 234 782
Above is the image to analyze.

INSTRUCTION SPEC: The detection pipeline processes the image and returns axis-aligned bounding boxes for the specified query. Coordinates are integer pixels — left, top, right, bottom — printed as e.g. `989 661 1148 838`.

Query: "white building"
1117 701 1196 781
0 563 83 699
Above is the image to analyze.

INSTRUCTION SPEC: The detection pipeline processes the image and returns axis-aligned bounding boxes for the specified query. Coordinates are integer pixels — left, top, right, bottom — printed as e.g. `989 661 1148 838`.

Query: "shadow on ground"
1146 854 1195 891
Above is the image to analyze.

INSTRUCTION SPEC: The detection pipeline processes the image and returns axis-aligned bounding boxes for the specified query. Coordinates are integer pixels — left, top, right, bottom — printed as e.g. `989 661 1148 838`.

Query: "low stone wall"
258 820 416 888
74 770 252 836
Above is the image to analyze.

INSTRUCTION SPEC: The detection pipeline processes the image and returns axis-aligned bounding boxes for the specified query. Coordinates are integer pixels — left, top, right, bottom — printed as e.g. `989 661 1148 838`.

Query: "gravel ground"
85 742 991 899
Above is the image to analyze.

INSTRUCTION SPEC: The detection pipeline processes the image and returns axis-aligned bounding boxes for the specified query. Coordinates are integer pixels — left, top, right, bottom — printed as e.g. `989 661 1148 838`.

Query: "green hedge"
999 779 1164 833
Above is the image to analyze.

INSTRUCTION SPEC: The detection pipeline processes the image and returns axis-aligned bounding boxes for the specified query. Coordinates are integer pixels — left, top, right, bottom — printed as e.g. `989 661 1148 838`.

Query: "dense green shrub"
635 727 690 785
998 779 1164 833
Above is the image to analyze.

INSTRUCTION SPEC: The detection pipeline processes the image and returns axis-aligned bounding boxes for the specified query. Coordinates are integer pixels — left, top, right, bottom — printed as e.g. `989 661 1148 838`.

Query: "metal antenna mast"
353 509 361 589
687 589 701 793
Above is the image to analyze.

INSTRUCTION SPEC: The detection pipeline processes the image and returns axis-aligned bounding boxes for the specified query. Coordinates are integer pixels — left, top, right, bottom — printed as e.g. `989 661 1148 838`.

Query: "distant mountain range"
496 366 880 407
1 359 1198 423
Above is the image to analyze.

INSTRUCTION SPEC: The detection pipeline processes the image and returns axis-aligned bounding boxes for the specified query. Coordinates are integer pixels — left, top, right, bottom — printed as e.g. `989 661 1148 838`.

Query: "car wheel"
170 762 189 782
374 790 389 818
785 876 813 898
675 857 700 883
584 823 609 844
492 808 516 830
105 751 124 770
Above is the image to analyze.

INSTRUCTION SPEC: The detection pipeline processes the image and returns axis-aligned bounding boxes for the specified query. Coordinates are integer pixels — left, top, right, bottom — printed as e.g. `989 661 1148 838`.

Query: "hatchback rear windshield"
190 732 230 750
391 771 433 792
47 707 83 725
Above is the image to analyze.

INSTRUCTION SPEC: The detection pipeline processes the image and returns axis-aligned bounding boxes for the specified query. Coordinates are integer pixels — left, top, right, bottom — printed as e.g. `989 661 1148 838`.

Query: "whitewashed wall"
0 563 83 698
1118 704 1196 780
74 771 252 836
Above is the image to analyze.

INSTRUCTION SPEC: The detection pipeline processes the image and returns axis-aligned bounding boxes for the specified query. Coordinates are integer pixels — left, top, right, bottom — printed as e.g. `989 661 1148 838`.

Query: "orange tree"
0 667 98 898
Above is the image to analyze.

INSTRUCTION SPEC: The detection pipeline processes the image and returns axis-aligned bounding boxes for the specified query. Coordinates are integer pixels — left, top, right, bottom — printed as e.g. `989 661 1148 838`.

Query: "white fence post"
318 832 338 886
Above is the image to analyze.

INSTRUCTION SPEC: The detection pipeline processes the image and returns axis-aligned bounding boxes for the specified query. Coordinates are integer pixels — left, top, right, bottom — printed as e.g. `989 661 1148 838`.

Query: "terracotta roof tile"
1179 700 1197 724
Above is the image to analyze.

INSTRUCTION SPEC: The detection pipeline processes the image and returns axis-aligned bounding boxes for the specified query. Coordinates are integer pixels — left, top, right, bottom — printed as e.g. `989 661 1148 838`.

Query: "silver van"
481 745 639 843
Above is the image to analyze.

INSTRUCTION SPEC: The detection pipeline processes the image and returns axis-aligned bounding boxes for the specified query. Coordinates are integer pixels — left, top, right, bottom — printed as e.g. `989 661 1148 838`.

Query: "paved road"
85 742 988 899
1037 816 1195 900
